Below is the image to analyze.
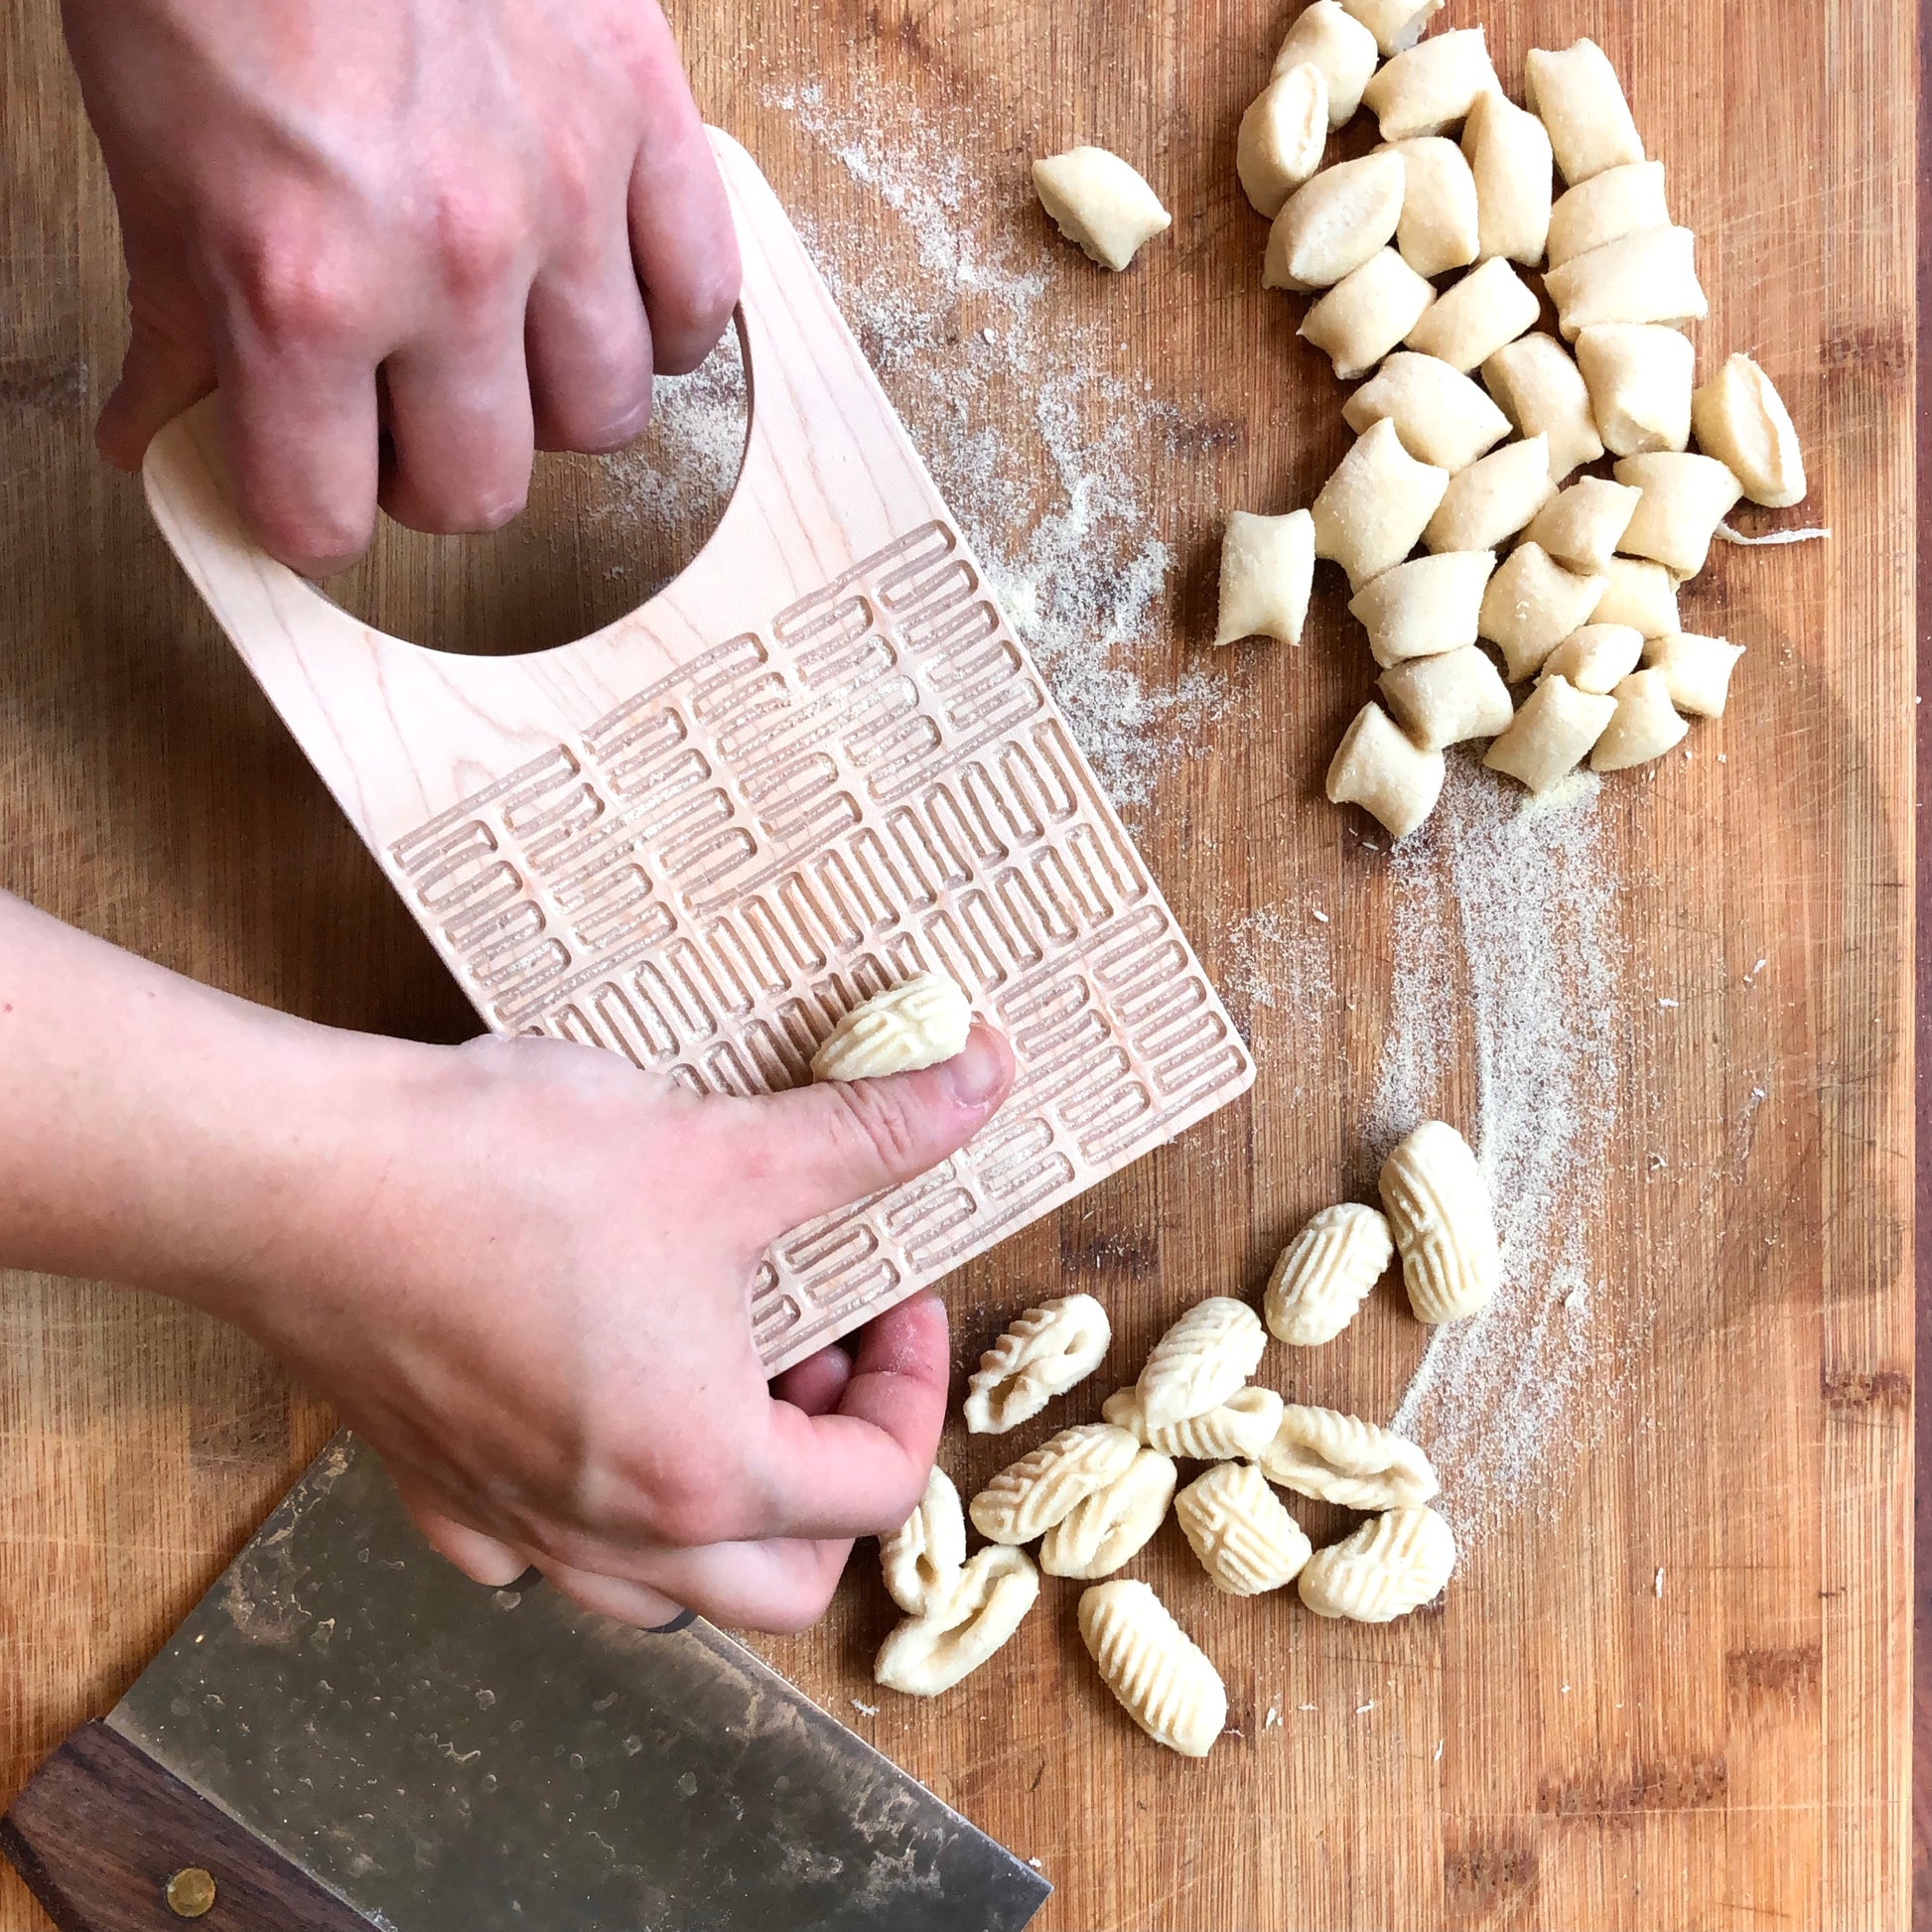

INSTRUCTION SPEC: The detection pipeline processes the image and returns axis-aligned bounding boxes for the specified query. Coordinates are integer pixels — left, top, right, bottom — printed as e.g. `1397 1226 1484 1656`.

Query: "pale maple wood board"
0 1 1912 1929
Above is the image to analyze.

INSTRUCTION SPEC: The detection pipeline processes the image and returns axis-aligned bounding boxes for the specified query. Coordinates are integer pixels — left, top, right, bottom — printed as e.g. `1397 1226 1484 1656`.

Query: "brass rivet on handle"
166 1867 217 1918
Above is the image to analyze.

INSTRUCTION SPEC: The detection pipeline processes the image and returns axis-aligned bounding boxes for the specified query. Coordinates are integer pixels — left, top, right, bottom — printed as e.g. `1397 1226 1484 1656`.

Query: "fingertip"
771 1342 855 1417
936 1023 1016 1115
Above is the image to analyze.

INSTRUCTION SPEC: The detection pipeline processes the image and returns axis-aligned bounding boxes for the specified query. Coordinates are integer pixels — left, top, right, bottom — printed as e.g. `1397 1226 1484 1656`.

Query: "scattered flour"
1218 905 1335 1033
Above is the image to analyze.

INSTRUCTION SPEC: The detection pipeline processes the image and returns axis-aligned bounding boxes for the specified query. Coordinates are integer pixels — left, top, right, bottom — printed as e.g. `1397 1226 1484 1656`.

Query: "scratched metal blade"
109 1436 1049 1932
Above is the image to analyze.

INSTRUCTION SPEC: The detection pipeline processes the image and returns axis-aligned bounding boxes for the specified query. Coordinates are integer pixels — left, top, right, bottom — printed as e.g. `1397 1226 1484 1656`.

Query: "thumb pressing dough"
1033 147 1172 271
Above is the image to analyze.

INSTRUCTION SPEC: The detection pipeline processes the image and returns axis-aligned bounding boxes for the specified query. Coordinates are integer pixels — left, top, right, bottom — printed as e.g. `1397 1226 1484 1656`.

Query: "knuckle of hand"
229 235 371 352
429 183 526 301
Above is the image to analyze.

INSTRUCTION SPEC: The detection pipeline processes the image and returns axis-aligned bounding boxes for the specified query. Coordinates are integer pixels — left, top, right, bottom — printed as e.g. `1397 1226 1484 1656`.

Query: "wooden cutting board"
0 2 1912 1929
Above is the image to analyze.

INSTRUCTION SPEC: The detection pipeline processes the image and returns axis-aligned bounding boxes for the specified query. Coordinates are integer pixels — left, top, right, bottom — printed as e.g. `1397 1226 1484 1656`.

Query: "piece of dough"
1575 323 1696 457
1484 672 1618 792
1378 1119 1500 1322
1590 668 1689 770
1641 631 1746 717
1136 1298 1268 1432
1311 418 1451 591
1363 28 1498 141
1524 477 1642 575
1591 555 1681 637
1379 646 1514 751
1342 352 1512 474
969 1423 1142 1545
1215 508 1316 646
1386 137 1480 278
1239 64 1330 218
1348 549 1497 667
1546 227 1708 342
1613 452 1744 578
1524 39 1645 186
1103 1384 1285 1461
1265 151 1408 291
1547 160 1670 269
1461 87 1554 265
1039 1449 1177 1580
1537 622 1644 696
1691 354 1808 508
1482 334 1603 483
880 1466 968 1616
876 1545 1039 1696
1341 0 1444 57
1403 256 1542 372
1301 247 1437 380
1298 1506 1456 1622
1259 1405 1441 1509
1423 435 1557 556
1478 542 1606 681
813 972 972 1080
1033 148 1173 272
1326 703 1446 841
964 1294 1112 1436
1078 1579 1228 1757
1175 1462 1312 1596
1265 1202 1394 1346
1277 0 1382 126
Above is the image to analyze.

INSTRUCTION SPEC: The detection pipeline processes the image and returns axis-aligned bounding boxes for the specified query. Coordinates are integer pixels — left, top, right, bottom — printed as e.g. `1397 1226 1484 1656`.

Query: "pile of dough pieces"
873 1118 1498 1758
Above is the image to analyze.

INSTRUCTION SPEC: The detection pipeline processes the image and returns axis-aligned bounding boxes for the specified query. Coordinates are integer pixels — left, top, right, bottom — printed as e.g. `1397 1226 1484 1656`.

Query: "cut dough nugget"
1462 88 1554 266
1592 556 1681 637
1576 324 1695 457
1342 353 1511 475
1590 669 1689 771
1485 673 1617 793
1349 550 1497 667
1482 334 1603 483
1538 623 1643 696
1239 64 1329 218
1479 542 1606 681
1311 419 1450 591
1546 228 1708 342
1642 632 1746 717
1424 435 1557 556
1524 39 1644 186
1215 509 1315 647
876 1546 1039 1696
1175 1463 1312 1596
1265 1202 1394 1346
1136 1298 1267 1431
1277 1 1381 127
1525 477 1642 575
1386 138 1480 279
1265 151 1407 292
1078 1580 1228 1758
1301 248 1436 381
1342 0 1443 57
1327 703 1446 841
1363 28 1498 141
969 1423 1141 1545
1299 1506 1456 1623
1260 1405 1441 1509
964 1294 1111 1436
1379 1119 1500 1323
1404 256 1541 373
1380 646 1513 752
1691 354 1808 508
1614 453 1743 578
1033 149 1171 271
813 972 971 1080
1039 1449 1177 1580
1547 160 1670 270
881 1466 967 1615
1103 1384 1285 1461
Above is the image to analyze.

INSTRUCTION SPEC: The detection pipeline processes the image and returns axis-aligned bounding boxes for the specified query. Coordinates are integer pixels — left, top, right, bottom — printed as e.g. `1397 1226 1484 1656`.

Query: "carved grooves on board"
389 521 1251 1365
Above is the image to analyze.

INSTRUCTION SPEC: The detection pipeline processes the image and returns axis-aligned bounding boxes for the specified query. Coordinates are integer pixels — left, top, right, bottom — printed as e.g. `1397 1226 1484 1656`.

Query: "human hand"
60 0 738 573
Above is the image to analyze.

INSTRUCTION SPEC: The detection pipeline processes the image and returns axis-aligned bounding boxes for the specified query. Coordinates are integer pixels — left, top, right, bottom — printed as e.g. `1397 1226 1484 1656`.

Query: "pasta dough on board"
964 1294 1112 1435
1537 623 1644 696
1301 248 1437 380
1524 477 1642 574
1260 1405 1441 1509
1524 39 1645 185
969 1424 1142 1544
1215 508 1315 647
1032 148 1172 271
1342 353 1512 474
1546 227 1708 340
1175 1462 1313 1595
1461 87 1554 265
1576 323 1696 456
876 1546 1040 1695
1485 673 1618 792
1386 138 1480 279
1039 1449 1178 1580
1379 646 1514 752
1078 1580 1229 1757
1590 669 1689 771
1349 550 1497 667
1482 334 1604 483
1404 255 1541 371
1103 1384 1285 1460
1239 64 1330 218
1265 151 1408 291
1614 453 1744 578
1691 354 1807 508
1299 1507 1457 1622
1327 703 1447 841
1363 28 1498 141
812 972 972 1080
1591 555 1681 637
1265 1202 1395 1345
1379 1119 1501 1323
880 1465 967 1615
1426 437 1558 557
1136 1298 1269 1431
1642 632 1746 717
1547 160 1670 269
1478 542 1606 681
1312 419 1451 591
1277 0 1381 126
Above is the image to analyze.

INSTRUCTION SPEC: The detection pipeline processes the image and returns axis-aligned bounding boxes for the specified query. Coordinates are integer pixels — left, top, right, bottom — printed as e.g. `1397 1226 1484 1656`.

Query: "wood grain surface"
0 2 1913 1930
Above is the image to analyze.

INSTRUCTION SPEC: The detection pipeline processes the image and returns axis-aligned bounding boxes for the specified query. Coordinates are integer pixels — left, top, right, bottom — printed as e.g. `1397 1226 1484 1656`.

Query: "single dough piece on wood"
1260 1405 1441 1509
1592 555 1682 637
1425 436 1558 556
1642 631 1746 717
813 972 972 1080
1482 334 1603 483
1524 39 1644 186
1590 668 1689 770
1479 543 1607 681
1136 1298 1268 1431
1547 160 1670 269
1215 508 1316 646
1379 1120 1500 1323
1327 703 1447 841
969 1423 1142 1545
1576 324 1696 457
1175 1462 1313 1595
1078 1580 1228 1757
1349 549 1497 667
1311 419 1451 591
1537 622 1644 696
1239 64 1330 218
1363 28 1498 141
1484 673 1617 792
1298 1506 1456 1622
1301 248 1437 381
1546 228 1708 342
1277 0 1382 126
1614 453 1744 578
1265 1202 1395 1346
1341 0 1444 56
1039 1449 1177 1580
1266 151 1408 292
875 1546 1039 1695
1462 88 1555 266
1033 148 1173 271
1525 477 1643 575
1380 646 1514 751
1342 353 1511 474
1691 354 1808 508
1103 1384 1286 1460
1404 256 1541 372
881 1466 968 1615
1386 137 1480 278
964 1294 1112 1436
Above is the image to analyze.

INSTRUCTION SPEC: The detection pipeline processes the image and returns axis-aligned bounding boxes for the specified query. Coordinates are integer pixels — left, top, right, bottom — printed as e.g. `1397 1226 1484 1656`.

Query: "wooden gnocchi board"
0 1 1912 1929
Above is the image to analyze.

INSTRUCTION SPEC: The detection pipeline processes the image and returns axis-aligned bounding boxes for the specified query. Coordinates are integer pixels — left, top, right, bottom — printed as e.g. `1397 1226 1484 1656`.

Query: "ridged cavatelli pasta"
1102 1385 1283 1459
875 1547 1040 1696
810 972 972 1081
1136 1298 1269 1431
964 1295 1112 1435
968 1425 1141 1546
1174 1462 1312 1595
1039 1449 1177 1580
1078 1580 1228 1757
1258 1406 1440 1510
1264 1203 1394 1345
879 1465 967 1615
1379 1121 1500 1322
1298 1507 1456 1622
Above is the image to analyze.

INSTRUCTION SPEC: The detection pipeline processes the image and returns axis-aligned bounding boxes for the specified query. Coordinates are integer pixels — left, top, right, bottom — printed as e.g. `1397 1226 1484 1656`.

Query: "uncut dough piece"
1590 668 1689 771
1546 228 1709 341
1691 354 1808 508
1524 39 1644 186
1642 631 1746 717
1482 334 1603 483
964 1294 1111 1436
1614 453 1744 578
876 1546 1039 1696
1260 1405 1441 1509
1341 0 1444 58
1379 1119 1500 1323
1136 1297 1268 1431
1479 543 1606 681
1538 622 1644 696
1424 436 1557 556
1349 549 1497 667
812 972 972 1080
1311 419 1451 592
1039 1449 1177 1580
1386 137 1480 278
881 1466 968 1615
1363 29 1498 141
1462 88 1554 265
1404 256 1542 373
1175 1462 1312 1596
1104 1384 1285 1461
1576 324 1696 457
1266 151 1408 292
1342 353 1511 475
1301 248 1436 381
1380 646 1513 752
1078 1580 1228 1758
1239 64 1330 218
1327 703 1447 841
1299 1506 1456 1622
1033 148 1173 271
969 1423 1141 1545
1265 1202 1394 1346
1277 0 1381 126
1485 672 1617 793
1593 556 1681 637
1547 160 1670 269
1215 508 1315 646
1525 477 1642 575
